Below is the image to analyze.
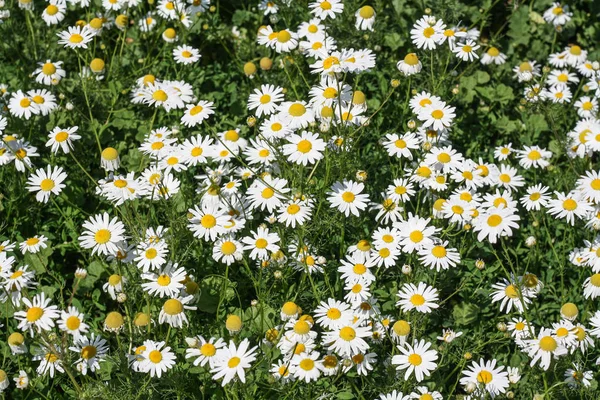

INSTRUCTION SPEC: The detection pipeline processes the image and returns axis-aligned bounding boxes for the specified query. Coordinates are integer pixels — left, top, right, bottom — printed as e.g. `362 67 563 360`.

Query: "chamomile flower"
141 263 187 298
460 359 510 398
525 328 568 370
396 282 439 313
309 0 344 20
248 84 284 117
58 306 89 339
187 203 229 242
418 241 460 271
546 191 593 225
277 199 313 228
140 340 176 378
212 236 244 265
517 146 552 169
313 299 353 330
322 323 371 357
173 45 201 64
158 295 197 328
26 165 67 203
19 235 48 254
78 213 126 256
210 339 258 386
282 131 326 166
543 2 572 27
473 207 520 244
46 126 80 154
57 26 94 49
480 46 507 65
185 336 226 368
383 132 420 159
14 293 59 336
453 40 480 61
181 101 214 127
391 339 438 382
34 60 66 85
410 16 444 50
397 53 422 76
242 227 280 261
327 180 370 217
520 184 550 211
418 100 456 131
355 6 376 31
69 334 109 375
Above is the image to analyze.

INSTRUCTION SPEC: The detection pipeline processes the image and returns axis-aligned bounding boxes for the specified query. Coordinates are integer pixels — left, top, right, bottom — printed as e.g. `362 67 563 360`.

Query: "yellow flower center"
431 246 447 258
563 199 577 211
504 284 519 298
66 316 81 330
190 105 204 115
70 34 84 43
487 214 502 227
539 336 557 352
410 294 425 306
342 191 355 203
409 230 423 243
423 27 435 38
42 63 56 75
201 214 216 228
297 139 312 153
157 275 171 286
40 179 55 191
288 103 306 117
408 353 422 366
95 229 112 244
277 30 292 43
487 47 500 57
81 345 97 360
200 343 216 357
359 6 374 18
477 370 493 384
255 238 268 249
163 299 183 315
152 90 168 102
26 307 44 322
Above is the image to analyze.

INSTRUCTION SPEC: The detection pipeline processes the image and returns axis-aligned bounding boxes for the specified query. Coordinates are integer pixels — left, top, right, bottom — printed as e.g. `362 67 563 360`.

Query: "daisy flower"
520 184 550 211
46 126 80 154
355 6 376 31
141 263 187 298
212 236 244 265
397 53 422 76
473 207 520 244
58 306 89 339
524 328 568 370
480 46 507 65
185 336 226 368
187 203 229 242
78 213 126 256
278 101 315 130
282 131 326 166
247 176 290 213
34 60 66 85
453 40 480 61
26 165 67 203
396 282 439 313
391 339 438 382
210 339 258 386
173 45 201 64
410 15 444 50
418 241 461 271
322 323 371 357
242 227 280 261
19 235 48 255
309 0 344 20
327 180 370 217
140 340 176 378
158 295 197 328
543 2 572 26
14 292 59 336
383 132 420 159
418 100 456 131
57 25 94 49
8 90 39 119
546 191 593 225
277 199 313 228
287 351 322 382
69 334 109 375
313 299 353 330
180 101 214 127
460 359 510 398
248 84 284 117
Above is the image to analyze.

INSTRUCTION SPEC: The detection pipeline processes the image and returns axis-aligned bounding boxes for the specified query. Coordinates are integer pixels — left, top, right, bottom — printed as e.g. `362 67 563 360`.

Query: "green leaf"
197 276 236 313
452 302 480 326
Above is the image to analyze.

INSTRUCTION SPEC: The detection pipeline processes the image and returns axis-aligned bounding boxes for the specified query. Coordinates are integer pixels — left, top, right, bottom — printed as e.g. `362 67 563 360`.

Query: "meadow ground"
1 0 600 399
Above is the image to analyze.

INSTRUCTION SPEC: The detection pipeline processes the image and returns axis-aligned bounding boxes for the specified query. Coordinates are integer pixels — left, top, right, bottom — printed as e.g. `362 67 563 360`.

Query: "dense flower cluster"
0 0 599 398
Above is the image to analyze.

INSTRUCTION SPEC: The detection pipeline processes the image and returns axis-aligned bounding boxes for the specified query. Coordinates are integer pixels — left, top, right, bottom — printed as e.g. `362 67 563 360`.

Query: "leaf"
337 392 355 399
80 261 105 289
508 7 531 47
197 276 236 313
452 302 479 326
383 33 404 51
